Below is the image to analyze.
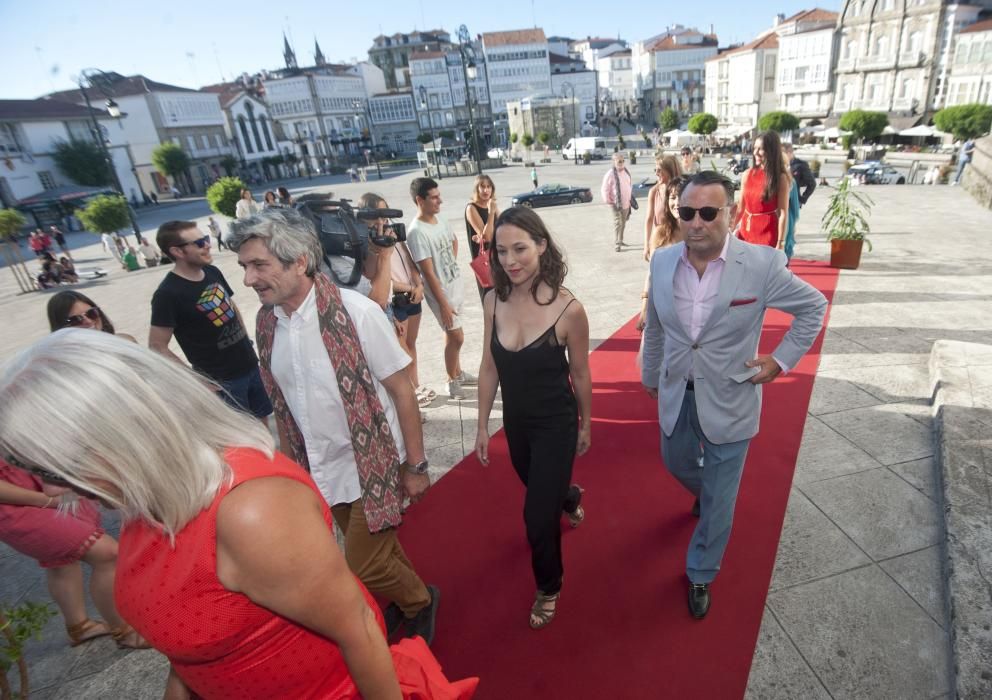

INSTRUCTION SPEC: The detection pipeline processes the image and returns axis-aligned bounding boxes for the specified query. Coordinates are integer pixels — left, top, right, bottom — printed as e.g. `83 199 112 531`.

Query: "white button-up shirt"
270 284 410 506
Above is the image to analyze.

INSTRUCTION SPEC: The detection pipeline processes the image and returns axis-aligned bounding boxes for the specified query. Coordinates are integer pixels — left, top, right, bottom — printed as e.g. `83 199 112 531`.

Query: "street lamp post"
77 69 141 245
457 24 483 175
418 86 442 181
561 82 577 164
352 98 383 180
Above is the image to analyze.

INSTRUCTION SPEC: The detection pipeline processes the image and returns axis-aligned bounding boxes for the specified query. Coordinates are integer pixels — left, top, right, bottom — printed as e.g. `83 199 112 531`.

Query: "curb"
929 339 992 700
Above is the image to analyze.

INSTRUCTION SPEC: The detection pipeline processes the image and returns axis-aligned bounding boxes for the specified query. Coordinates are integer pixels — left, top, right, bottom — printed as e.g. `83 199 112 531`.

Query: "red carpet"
400 260 839 699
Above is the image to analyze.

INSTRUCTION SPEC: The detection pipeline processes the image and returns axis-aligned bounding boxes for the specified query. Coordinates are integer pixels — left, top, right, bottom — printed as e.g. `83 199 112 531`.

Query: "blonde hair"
0 330 273 538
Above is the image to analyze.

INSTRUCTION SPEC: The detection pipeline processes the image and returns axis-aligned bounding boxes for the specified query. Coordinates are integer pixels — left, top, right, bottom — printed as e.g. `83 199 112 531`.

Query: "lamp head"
106 99 121 119
466 62 478 81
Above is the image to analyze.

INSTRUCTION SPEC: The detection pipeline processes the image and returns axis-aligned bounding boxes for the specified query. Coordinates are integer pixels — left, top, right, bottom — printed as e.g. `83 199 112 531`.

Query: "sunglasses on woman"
4 453 74 487
678 205 730 223
65 306 101 327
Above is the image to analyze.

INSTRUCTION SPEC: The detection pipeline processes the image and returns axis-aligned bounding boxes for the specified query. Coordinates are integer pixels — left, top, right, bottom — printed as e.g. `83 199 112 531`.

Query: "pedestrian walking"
530 167 539 190
641 170 827 620
600 152 634 252
49 225 72 261
735 130 792 251
207 216 225 250
406 177 477 399
475 206 592 630
952 138 976 185
464 174 499 302
235 189 259 220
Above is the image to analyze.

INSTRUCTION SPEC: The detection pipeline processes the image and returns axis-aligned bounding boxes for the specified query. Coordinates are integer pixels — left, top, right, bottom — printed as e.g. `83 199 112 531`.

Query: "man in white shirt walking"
406 177 477 399
227 208 440 645
600 153 634 252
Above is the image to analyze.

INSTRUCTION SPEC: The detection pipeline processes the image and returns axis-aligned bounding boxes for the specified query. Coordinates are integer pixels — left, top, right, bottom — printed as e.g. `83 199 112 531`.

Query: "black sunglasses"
179 235 211 249
65 306 101 327
678 205 730 222
4 453 73 487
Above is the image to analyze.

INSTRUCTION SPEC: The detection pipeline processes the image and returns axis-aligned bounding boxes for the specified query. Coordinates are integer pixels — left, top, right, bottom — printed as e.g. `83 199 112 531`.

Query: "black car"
632 177 656 197
511 183 593 208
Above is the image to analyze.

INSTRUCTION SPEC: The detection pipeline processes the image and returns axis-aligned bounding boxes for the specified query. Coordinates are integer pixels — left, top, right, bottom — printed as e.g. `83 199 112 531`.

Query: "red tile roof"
482 29 547 46
47 74 196 104
647 35 718 52
781 8 838 24
961 18 992 34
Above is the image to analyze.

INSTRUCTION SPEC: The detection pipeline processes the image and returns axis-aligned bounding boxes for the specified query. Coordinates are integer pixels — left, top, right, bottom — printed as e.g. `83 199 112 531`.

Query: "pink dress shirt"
673 234 788 374
600 167 632 211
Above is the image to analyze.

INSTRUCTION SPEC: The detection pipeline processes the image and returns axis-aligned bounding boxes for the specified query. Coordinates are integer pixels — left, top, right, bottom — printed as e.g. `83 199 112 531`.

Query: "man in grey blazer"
641 171 827 619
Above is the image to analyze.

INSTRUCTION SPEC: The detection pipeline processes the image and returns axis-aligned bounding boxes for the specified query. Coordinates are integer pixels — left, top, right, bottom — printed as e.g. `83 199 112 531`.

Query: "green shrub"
839 110 889 142
687 113 718 135
933 104 992 140
757 111 800 133
205 176 245 218
0 208 27 240
78 195 130 234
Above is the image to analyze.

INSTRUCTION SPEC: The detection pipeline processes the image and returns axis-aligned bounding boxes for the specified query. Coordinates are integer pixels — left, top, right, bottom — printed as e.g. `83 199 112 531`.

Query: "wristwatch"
408 459 429 475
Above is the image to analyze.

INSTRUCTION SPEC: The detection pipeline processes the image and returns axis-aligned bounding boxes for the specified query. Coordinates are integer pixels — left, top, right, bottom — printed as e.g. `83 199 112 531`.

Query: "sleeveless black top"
465 203 489 260
491 298 577 421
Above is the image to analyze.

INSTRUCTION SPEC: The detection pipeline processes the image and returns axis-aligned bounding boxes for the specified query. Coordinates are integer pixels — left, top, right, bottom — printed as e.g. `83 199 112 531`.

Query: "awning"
17 185 116 209
899 124 944 137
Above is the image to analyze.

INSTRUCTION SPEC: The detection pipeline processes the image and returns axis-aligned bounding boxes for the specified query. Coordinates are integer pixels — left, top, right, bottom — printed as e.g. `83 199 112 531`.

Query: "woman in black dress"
464 174 499 301
474 206 592 630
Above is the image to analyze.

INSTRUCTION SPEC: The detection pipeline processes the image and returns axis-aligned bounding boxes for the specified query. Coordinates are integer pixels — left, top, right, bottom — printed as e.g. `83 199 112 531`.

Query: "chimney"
773 13 785 26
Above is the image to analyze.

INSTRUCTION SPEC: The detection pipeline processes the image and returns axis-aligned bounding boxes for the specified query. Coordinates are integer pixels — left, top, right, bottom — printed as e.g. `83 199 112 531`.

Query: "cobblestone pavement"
2 158 988 698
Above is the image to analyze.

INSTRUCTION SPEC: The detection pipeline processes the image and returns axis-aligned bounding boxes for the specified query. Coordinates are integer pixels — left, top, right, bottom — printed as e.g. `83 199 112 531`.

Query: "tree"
52 139 112 187
687 113 718 136
206 177 245 218
537 131 551 146
219 155 239 176
658 107 679 131
933 104 992 140
510 132 519 144
521 133 534 148
416 132 433 144
78 195 130 234
838 110 889 143
758 111 800 134
0 209 27 241
151 142 190 184
438 130 455 140
1 601 56 700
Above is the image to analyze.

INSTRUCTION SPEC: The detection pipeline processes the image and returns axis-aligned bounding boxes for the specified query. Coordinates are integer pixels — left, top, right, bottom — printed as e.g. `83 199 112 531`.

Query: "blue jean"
954 158 970 184
661 388 750 584
218 367 273 419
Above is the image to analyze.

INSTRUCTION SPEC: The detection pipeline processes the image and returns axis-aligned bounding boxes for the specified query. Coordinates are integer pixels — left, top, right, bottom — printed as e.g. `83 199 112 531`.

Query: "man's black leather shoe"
688 583 710 619
691 498 700 517
382 602 404 638
404 584 440 645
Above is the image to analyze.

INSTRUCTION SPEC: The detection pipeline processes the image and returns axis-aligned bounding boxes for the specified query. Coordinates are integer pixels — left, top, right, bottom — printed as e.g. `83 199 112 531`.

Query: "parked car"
632 175 740 199
562 137 608 160
487 147 507 159
511 183 593 208
848 162 906 185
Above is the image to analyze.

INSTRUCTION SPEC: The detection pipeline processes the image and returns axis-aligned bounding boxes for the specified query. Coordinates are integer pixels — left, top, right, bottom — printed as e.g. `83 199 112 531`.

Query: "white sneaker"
447 378 465 399
456 371 478 386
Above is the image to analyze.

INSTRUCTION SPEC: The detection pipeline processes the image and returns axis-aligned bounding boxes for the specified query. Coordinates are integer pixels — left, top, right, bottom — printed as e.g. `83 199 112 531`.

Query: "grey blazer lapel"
698 234 746 339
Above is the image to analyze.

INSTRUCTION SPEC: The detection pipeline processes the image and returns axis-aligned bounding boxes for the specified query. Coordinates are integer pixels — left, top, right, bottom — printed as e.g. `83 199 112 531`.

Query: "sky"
1 0 826 99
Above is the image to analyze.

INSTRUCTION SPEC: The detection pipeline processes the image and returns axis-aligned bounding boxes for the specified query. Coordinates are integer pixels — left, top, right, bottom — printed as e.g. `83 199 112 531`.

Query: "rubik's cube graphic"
197 284 236 327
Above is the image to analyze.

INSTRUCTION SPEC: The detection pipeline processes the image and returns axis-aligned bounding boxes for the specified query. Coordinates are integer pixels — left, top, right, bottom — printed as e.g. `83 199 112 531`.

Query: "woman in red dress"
0 330 477 700
735 130 792 250
0 463 147 648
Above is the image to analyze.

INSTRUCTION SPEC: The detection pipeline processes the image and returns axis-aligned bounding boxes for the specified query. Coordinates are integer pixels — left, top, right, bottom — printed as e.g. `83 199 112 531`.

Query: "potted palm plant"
822 177 873 269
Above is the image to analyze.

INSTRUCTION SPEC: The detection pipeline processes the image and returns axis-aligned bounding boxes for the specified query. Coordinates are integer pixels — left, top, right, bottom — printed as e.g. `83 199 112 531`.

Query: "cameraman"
357 194 432 408
228 208 441 645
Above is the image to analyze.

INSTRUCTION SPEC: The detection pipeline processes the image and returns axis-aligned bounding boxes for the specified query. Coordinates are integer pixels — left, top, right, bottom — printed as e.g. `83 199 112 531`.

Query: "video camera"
294 195 406 287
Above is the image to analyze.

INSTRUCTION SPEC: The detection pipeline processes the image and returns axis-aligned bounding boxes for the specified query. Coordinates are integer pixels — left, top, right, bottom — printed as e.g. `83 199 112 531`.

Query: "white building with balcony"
832 0 984 121
481 29 552 118
369 91 420 155
597 49 634 101
705 31 779 131
47 73 233 194
775 9 839 120
945 17 992 105
202 79 281 181
0 98 140 212
409 47 493 148
633 26 718 125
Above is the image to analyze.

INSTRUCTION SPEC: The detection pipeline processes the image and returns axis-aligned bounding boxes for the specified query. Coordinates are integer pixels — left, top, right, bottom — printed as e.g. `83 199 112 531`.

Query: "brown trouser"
331 498 430 617
613 207 630 246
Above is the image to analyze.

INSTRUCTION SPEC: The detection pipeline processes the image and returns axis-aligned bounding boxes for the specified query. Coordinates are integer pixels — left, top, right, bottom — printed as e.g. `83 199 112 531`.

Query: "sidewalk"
1 164 988 698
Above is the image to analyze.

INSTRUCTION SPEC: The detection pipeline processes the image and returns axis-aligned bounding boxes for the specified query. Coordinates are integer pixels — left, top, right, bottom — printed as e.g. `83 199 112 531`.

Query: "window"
0 123 21 154
38 171 56 190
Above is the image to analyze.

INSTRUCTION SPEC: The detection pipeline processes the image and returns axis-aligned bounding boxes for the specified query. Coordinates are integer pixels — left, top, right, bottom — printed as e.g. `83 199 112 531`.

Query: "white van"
563 137 608 161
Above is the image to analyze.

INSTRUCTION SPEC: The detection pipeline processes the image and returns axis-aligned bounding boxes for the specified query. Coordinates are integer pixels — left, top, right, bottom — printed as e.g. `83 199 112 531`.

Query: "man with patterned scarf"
227 208 440 645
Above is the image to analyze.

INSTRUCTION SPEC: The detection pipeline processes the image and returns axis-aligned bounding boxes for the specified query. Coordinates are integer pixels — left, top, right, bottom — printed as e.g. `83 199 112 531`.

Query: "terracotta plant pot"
829 238 864 269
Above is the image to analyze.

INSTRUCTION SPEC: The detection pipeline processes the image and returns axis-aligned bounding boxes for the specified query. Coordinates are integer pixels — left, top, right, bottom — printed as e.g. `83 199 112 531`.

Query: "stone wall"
962 135 992 209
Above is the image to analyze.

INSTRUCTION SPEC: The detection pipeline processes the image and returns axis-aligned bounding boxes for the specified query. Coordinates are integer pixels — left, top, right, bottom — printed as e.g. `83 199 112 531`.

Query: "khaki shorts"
423 282 465 331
